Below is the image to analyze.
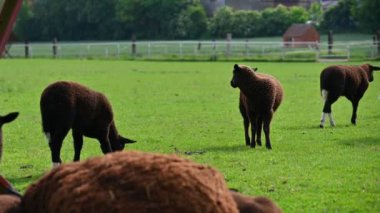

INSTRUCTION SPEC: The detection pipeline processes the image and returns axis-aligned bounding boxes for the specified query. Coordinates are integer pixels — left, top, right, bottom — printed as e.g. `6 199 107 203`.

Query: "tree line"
13 0 380 41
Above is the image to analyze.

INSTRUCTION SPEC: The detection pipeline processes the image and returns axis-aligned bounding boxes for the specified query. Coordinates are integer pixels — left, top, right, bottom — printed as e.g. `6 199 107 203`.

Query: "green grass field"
0 59 379 212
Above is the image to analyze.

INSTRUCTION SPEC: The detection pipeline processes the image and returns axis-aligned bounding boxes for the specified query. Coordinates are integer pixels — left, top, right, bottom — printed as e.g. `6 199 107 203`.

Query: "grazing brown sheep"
40 81 135 168
319 64 380 127
0 113 22 213
21 151 240 213
230 64 283 149
230 191 282 213
0 112 19 162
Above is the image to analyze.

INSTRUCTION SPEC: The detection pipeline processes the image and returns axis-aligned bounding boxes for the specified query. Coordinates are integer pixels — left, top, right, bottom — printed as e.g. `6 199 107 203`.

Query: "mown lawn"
0 59 379 212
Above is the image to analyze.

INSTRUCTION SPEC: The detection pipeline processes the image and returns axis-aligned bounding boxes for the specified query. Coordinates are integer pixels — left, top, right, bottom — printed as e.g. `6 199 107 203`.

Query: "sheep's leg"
256 116 263 146
263 113 273 150
72 131 83 161
351 100 359 125
243 117 250 146
99 128 113 153
248 112 257 148
320 93 338 128
239 102 250 146
49 129 69 168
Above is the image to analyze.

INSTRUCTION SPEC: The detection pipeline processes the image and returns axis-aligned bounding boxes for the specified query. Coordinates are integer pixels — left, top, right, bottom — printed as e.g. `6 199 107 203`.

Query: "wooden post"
24 40 29 58
52 38 58 58
377 30 380 54
226 33 232 57
328 30 333 55
131 35 136 56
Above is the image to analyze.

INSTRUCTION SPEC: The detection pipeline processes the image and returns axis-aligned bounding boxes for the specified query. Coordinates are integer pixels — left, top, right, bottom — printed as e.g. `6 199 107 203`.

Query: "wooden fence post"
52 38 58 58
24 40 29 58
328 30 333 55
131 35 136 56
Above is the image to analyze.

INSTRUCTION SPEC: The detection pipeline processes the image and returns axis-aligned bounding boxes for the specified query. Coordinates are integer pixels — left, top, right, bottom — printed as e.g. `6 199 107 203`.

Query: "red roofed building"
283 24 320 47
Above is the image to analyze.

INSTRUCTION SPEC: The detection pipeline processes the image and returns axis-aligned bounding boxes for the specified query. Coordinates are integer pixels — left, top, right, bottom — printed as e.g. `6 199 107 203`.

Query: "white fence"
4 40 380 61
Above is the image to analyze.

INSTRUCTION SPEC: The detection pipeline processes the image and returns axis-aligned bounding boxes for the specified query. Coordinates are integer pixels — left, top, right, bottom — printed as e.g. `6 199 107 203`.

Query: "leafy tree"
353 0 380 33
320 0 357 32
20 0 123 41
288 6 309 25
116 0 197 39
172 4 208 39
208 6 234 38
308 2 323 26
14 1 36 40
231 10 261 38
259 5 291 36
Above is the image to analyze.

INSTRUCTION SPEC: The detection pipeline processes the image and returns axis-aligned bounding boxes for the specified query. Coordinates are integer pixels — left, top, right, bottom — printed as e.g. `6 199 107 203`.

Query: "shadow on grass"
205 143 267 153
338 136 380 146
7 172 45 189
282 123 357 131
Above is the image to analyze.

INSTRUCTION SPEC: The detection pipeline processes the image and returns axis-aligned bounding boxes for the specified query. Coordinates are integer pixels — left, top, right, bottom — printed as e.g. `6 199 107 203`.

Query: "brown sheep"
21 151 240 213
230 190 282 213
0 195 21 213
40 81 135 168
0 113 22 213
230 64 283 149
0 175 22 213
0 112 19 162
319 64 380 127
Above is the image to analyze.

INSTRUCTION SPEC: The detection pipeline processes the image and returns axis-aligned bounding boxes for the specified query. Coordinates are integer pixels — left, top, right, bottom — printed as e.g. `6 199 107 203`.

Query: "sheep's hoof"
319 124 324 128
266 144 272 150
250 144 256 149
257 140 262 146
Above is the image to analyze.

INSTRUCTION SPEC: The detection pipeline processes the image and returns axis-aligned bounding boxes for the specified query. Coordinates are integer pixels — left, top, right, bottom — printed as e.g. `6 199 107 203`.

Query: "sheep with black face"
230 64 283 149
0 112 19 162
40 81 135 168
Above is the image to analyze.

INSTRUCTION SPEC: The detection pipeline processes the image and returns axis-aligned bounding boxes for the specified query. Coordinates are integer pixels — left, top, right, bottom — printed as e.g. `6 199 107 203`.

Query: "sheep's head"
230 64 257 88
112 135 136 151
0 112 19 128
0 112 19 161
366 64 380 82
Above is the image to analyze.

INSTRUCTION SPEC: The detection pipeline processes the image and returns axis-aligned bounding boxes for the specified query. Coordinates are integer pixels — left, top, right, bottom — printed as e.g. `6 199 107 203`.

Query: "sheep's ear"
119 136 136 144
251 67 258 72
234 64 239 70
0 112 19 124
370 65 380 71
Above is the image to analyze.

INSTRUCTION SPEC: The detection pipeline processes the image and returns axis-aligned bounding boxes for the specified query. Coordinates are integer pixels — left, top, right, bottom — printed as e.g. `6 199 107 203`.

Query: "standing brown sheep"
230 64 283 149
319 64 380 127
40 81 135 168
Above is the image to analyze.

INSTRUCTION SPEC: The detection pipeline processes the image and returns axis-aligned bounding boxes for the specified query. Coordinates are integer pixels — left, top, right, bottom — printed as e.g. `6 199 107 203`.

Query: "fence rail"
4 40 380 61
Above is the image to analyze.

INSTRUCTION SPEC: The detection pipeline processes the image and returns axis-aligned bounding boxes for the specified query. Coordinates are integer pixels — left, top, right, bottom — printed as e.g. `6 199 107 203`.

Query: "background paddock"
0 59 379 212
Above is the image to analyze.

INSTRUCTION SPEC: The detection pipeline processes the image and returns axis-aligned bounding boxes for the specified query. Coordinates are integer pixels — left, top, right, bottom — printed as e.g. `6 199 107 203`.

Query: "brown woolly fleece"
21 151 239 213
40 81 135 164
230 64 283 149
230 191 282 213
0 195 21 213
320 64 380 126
